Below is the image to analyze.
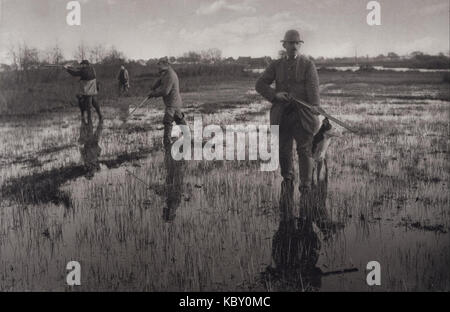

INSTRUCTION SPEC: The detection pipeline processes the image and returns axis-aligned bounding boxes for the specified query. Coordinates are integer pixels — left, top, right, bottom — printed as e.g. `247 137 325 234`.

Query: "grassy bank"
2 64 449 117
0 63 252 116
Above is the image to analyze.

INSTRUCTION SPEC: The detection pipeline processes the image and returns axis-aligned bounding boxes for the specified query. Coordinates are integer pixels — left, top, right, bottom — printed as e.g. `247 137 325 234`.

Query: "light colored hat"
281 30 304 43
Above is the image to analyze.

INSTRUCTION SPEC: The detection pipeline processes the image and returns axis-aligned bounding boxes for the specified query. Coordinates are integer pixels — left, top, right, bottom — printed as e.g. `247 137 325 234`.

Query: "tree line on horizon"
2 42 449 73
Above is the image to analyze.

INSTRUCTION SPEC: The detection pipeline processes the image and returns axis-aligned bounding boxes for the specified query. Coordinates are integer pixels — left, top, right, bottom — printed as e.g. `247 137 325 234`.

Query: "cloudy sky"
0 0 448 63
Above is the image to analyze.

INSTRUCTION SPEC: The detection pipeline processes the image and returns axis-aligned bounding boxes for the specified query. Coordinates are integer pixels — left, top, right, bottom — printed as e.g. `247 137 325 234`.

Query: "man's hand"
274 92 290 103
147 91 155 99
310 106 324 116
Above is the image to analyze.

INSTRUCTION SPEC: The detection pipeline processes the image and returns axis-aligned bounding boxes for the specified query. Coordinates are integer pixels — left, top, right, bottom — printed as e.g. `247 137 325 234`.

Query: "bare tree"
18 44 39 71
51 44 64 64
180 51 201 63
74 42 88 61
89 44 106 64
7 44 19 71
7 43 40 81
201 48 222 63
42 43 64 64
100 46 126 65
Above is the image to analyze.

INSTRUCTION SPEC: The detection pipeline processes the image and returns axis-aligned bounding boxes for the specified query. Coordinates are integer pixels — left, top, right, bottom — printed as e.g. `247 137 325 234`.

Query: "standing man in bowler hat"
255 30 322 221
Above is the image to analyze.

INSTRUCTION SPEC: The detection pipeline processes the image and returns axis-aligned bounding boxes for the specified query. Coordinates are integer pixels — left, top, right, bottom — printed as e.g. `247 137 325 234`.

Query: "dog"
305 118 341 234
311 118 340 186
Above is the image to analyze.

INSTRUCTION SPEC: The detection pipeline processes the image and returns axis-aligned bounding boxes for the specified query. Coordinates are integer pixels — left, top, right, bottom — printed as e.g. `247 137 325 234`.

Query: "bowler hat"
281 30 304 43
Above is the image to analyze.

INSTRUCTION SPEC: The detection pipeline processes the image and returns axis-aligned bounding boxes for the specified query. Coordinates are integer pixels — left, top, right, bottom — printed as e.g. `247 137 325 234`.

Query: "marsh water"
0 78 449 291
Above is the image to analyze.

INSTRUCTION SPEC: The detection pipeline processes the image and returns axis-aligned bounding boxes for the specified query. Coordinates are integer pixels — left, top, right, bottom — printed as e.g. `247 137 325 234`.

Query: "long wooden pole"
122 97 150 125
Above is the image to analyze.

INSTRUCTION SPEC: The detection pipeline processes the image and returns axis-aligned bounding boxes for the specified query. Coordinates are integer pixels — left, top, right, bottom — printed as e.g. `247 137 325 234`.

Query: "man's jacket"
118 69 129 84
151 67 182 116
67 66 98 96
255 55 321 135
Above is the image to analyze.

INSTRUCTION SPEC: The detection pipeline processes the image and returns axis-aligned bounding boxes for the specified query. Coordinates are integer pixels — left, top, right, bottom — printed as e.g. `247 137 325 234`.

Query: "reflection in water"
265 216 322 291
265 139 333 291
162 147 186 222
78 119 103 179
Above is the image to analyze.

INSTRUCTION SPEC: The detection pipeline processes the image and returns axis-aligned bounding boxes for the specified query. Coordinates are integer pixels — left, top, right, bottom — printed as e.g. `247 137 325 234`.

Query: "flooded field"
0 73 449 291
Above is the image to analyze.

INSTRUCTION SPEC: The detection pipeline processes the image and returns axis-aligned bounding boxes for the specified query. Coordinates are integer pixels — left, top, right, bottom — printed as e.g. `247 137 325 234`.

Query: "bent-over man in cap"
147 57 188 149
255 30 323 221
65 60 103 122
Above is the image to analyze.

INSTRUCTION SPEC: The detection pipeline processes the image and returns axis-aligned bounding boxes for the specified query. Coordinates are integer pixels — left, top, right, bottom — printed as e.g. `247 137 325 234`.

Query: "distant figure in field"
147 57 189 149
65 60 103 122
117 65 130 96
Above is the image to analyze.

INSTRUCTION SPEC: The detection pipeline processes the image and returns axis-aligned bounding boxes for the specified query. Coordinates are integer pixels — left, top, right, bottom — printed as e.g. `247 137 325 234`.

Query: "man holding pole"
255 30 323 222
147 57 188 149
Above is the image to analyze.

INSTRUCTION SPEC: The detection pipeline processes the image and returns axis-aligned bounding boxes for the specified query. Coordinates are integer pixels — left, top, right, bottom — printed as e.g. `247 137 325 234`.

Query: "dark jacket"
151 67 182 116
67 65 98 96
67 65 96 81
255 55 321 135
118 68 129 83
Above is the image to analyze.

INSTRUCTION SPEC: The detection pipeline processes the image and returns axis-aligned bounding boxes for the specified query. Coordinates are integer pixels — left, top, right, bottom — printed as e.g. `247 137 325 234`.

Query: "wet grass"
0 70 449 291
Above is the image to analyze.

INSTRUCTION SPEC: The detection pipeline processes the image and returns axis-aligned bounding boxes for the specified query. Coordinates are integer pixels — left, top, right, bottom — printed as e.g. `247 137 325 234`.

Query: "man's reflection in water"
162 145 186 222
78 119 103 179
266 216 322 291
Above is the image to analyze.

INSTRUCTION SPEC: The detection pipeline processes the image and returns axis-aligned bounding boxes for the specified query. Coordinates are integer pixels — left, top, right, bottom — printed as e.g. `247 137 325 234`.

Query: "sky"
0 0 448 63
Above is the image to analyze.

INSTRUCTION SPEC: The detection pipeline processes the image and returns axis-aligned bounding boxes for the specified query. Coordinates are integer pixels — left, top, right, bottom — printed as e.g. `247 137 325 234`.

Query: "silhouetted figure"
265 216 322 291
78 119 103 179
162 147 186 222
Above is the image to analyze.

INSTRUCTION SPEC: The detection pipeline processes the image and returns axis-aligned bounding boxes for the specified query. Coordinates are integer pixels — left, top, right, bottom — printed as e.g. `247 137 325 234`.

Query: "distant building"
223 57 235 64
237 57 252 64
249 56 271 67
